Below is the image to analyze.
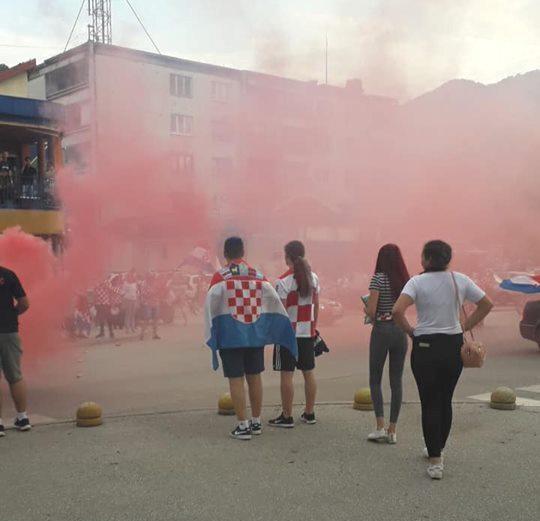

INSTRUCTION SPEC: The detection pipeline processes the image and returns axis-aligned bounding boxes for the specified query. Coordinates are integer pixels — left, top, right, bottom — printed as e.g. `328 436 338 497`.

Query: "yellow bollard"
490 387 517 410
76 401 103 427
353 388 373 411
218 393 235 416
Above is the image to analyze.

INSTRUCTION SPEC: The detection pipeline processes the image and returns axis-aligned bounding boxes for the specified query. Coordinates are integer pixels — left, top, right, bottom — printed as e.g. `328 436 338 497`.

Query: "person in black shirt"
0 266 31 436
0 151 12 205
21 157 37 198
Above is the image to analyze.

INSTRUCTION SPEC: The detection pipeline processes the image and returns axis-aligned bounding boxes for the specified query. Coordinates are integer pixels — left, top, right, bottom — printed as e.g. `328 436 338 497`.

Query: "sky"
1 0 540 100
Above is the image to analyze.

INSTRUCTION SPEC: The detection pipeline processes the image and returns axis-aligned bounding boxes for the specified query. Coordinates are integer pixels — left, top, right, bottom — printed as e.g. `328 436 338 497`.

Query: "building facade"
24 42 396 269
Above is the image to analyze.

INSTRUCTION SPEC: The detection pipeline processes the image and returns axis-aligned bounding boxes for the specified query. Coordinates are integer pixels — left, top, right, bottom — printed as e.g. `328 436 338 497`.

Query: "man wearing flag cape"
205 237 297 440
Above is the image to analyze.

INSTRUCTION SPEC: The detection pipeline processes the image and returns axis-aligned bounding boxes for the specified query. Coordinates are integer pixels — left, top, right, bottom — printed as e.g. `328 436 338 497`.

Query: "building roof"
0 59 36 83
35 41 241 79
32 42 397 103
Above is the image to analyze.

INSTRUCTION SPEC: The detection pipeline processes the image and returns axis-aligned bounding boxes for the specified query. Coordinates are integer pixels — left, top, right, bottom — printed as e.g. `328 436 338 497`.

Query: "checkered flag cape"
205 262 298 370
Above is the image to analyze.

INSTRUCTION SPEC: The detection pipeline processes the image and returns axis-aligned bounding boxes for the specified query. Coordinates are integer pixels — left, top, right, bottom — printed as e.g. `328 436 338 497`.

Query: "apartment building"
25 42 396 268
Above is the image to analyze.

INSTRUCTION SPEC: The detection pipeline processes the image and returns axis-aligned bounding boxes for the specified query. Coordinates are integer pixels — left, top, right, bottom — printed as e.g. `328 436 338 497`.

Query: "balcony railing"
0 174 59 210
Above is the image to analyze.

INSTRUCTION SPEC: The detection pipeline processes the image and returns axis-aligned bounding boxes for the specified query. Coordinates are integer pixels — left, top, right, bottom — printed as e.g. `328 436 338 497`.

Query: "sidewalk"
1 403 538 521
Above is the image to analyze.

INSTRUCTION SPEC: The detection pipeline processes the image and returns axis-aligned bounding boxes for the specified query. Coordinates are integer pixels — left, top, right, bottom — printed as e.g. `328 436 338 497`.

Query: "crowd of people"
205 237 493 481
1 236 495 481
66 269 208 341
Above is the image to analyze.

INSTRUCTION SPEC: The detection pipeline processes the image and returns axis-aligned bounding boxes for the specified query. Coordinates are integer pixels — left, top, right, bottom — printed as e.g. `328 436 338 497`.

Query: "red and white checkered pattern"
94 282 111 306
276 270 320 338
285 291 317 337
226 279 263 324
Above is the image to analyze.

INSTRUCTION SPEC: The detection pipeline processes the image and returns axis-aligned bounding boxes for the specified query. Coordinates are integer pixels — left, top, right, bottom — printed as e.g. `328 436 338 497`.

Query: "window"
63 142 90 173
212 157 233 176
211 81 230 102
170 74 193 98
170 114 193 135
64 103 81 130
45 59 89 98
173 153 194 174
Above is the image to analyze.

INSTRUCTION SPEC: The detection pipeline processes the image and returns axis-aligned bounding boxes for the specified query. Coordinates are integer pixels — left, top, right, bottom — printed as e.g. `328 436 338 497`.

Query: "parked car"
519 300 540 349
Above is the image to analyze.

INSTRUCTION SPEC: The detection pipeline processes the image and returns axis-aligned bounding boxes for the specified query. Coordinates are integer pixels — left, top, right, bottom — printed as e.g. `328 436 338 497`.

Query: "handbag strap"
450 272 475 341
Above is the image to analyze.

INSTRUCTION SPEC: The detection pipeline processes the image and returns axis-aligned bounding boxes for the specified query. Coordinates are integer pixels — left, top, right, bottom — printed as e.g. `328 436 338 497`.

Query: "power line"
0 44 63 49
64 0 86 52
124 0 161 55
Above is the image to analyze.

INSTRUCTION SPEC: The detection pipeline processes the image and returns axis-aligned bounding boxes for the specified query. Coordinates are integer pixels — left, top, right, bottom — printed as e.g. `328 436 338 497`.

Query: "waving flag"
204 262 297 370
496 273 540 294
178 246 218 273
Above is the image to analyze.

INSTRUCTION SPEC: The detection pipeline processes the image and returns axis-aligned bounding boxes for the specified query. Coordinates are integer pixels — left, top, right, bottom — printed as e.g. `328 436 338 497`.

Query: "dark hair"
422 240 452 272
374 244 410 299
285 240 313 298
224 236 244 260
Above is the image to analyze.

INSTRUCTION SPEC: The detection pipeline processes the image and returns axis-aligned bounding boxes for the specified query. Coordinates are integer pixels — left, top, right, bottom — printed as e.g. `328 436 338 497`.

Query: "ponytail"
293 257 313 298
285 240 313 298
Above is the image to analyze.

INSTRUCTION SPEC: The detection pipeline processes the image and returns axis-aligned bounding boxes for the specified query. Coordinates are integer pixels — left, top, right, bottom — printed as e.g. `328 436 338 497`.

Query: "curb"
7 399 536 430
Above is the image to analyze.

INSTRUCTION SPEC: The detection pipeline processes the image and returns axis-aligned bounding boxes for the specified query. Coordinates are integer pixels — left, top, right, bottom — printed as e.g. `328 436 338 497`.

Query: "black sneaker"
250 421 262 436
230 424 252 440
0 425 5 437
268 413 294 428
14 417 32 432
300 412 316 425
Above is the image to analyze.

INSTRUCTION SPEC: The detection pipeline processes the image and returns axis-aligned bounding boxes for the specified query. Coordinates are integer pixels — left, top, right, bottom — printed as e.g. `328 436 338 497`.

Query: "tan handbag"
451 272 486 368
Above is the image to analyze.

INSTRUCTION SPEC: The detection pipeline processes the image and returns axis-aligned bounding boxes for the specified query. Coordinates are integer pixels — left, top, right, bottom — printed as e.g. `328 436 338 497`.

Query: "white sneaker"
427 464 444 480
367 429 388 442
387 432 397 444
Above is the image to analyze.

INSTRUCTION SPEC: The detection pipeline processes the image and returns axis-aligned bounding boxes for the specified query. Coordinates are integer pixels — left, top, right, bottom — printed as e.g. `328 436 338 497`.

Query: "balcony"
0 173 58 210
0 94 64 236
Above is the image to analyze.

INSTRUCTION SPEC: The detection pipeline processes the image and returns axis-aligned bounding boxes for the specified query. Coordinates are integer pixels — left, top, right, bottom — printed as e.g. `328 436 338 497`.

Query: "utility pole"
325 33 328 85
87 0 112 44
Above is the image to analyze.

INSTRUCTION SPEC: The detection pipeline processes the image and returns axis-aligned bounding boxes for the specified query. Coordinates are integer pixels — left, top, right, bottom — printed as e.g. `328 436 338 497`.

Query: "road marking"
468 393 540 407
517 385 540 393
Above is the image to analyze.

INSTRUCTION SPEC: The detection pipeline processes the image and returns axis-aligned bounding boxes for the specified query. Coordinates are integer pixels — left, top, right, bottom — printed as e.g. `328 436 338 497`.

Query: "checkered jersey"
276 270 320 338
93 282 111 306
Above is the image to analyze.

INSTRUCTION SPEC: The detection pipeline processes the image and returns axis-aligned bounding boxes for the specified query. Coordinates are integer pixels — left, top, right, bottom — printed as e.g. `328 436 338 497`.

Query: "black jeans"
411 334 463 458
95 304 113 337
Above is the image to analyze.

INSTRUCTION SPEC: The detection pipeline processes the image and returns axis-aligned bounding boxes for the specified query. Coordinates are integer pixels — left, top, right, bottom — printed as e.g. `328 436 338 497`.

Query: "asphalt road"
1 307 539 521
5 307 539 423
1 404 539 521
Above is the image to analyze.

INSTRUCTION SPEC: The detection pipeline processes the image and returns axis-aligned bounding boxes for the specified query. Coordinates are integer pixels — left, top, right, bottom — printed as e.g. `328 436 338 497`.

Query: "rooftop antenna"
325 33 328 85
87 0 112 44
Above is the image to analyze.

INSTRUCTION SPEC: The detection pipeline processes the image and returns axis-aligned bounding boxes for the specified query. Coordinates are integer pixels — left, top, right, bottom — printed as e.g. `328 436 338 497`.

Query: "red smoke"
2 43 539 364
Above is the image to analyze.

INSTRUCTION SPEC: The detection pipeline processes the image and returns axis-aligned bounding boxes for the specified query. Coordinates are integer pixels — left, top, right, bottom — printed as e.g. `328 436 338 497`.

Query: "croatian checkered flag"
204 263 298 370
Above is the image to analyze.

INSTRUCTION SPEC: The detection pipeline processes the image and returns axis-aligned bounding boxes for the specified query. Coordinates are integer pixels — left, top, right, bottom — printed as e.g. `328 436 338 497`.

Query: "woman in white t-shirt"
393 240 493 480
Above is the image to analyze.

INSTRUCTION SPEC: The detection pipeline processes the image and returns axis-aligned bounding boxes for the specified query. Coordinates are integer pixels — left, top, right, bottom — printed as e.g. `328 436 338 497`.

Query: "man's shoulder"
0 266 17 279
227 262 266 281
278 269 293 281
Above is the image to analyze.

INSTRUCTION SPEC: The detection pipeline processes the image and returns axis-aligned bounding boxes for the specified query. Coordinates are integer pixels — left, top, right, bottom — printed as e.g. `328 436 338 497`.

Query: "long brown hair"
285 240 313 298
374 244 410 300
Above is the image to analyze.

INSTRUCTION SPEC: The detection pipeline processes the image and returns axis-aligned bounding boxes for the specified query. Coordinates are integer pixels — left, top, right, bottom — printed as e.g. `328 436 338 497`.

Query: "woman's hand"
463 296 493 332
